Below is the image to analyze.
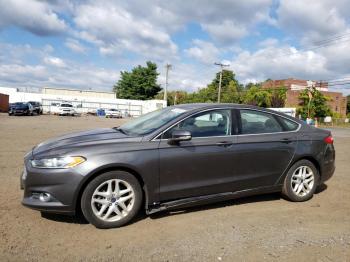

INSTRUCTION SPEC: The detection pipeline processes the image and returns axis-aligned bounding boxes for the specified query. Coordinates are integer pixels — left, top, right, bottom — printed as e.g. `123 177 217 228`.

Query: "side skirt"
146 185 282 215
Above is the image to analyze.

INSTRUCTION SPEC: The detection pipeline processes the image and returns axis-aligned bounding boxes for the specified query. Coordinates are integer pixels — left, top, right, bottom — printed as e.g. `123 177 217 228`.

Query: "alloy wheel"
91 179 135 222
291 166 315 197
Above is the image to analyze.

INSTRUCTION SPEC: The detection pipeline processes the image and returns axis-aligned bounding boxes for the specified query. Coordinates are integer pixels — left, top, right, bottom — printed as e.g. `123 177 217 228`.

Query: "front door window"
163 109 231 138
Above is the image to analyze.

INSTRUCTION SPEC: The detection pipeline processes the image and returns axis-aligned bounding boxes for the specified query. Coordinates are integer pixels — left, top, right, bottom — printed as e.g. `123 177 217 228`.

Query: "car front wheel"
81 171 142 228
282 159 319 202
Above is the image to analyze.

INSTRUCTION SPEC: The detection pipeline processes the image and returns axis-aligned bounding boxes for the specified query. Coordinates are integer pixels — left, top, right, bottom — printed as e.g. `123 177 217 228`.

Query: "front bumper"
21 160 86 215
13 110 29 115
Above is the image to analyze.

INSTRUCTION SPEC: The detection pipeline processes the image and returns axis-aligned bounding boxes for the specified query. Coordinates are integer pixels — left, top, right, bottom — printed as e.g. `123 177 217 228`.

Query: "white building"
42 87 116 99
0 87 166 116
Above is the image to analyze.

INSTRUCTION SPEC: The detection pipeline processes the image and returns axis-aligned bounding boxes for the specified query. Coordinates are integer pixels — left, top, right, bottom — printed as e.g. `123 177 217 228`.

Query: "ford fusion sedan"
21 104 335 228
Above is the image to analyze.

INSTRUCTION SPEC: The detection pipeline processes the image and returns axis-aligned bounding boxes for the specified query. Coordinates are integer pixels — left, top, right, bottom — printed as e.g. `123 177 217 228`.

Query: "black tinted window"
61 104 73 107
164 109 231 138
278 117 299 131
240 110 282 134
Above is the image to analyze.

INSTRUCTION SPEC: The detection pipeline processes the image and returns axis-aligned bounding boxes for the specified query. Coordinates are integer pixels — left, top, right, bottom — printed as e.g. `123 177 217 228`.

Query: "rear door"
233 109 299 189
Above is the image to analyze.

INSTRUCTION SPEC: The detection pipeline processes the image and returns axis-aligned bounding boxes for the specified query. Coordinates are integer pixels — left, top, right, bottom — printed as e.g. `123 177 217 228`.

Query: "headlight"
31 156 86 169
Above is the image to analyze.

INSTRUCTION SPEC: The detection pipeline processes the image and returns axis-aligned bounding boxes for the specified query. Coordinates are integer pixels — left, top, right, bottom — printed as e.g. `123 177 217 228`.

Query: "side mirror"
168 130 192 144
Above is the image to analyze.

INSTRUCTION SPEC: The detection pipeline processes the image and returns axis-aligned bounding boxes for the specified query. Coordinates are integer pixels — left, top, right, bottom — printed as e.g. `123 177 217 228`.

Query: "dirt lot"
0 114 349 261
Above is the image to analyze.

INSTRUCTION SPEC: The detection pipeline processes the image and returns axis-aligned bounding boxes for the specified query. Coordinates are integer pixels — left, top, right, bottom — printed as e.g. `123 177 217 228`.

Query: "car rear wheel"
81 171 142 228
282 159 319 202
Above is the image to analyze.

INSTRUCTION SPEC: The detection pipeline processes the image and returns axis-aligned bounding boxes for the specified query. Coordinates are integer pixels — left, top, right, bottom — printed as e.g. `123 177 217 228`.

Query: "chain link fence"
42 99 143 117
317 117 350 127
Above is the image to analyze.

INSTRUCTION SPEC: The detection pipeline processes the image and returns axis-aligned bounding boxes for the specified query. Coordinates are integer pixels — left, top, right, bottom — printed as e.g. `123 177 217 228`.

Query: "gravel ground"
0 114 349 261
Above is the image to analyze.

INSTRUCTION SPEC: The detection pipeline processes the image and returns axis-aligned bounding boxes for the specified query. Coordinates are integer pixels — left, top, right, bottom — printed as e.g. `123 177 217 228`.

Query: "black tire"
81 171 143 229
282 159 319 202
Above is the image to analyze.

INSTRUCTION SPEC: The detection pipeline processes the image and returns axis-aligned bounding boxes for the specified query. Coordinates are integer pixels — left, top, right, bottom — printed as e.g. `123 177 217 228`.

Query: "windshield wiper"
113 127 128 135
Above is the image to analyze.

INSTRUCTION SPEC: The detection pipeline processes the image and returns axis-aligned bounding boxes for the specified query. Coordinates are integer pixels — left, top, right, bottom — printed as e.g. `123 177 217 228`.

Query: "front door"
158 109 237 201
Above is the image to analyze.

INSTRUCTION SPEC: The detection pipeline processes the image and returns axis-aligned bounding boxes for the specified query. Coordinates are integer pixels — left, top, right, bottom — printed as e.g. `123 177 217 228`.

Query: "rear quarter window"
278 117 299 131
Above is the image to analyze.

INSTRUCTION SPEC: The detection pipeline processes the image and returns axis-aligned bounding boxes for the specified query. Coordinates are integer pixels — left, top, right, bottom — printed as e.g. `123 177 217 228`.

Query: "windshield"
13 102 27 108
61 104 73 107
118 107 187 136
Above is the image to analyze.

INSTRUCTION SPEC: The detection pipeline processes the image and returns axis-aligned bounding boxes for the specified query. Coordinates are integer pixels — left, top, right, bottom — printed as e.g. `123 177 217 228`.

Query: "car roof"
167 103 303 123
168 103 261 111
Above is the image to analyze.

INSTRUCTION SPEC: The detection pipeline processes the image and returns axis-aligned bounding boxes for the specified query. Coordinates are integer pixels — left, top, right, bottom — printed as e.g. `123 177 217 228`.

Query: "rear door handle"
216 141 233 147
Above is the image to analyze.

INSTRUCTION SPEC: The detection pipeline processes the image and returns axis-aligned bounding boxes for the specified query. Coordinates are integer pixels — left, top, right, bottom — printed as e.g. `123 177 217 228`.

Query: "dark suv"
9 102 34 116
28 101 43 115
21 104 335 228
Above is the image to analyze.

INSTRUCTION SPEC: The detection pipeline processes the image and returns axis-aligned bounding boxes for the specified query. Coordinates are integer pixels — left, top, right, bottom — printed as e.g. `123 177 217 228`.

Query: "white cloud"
119 0 273 45
73 2 178 60
65 38 87 53
228 41 350 89
0 43 118 90
158 63 216 92
43 57 66 68
185 40 220 64
258 38 279 48
0 62 118 90
0 0 67 36
202 21 248 44
230 46 327 82
1 0 350 96
0 64 48 84
277 0 349 43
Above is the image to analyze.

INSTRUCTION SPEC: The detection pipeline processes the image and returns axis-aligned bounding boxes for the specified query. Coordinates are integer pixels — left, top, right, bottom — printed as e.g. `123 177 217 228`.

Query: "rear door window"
240 109 283 134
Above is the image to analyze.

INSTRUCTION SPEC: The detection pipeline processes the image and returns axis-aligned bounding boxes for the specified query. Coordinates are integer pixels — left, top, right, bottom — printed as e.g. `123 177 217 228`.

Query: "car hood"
33 128 134 156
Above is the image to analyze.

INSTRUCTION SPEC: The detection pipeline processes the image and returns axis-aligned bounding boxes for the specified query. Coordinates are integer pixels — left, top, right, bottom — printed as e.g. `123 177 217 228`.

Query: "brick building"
262 78 347 117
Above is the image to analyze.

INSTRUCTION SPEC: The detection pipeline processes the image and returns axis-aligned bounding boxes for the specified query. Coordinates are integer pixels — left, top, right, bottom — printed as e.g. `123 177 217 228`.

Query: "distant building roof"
42 87 114 94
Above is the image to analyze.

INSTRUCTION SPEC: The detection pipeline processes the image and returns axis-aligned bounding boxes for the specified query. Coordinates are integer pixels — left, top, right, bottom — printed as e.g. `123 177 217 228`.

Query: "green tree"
113 61 161 100
155 90 189 105
180 69 243 103
221 80 241 103
297 88 332 118
270 86 287 108
242 86 272 107
347 95 350 114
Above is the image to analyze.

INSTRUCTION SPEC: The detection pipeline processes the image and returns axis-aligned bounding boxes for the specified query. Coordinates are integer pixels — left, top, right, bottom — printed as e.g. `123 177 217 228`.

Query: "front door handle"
216 141 233 147
280 138 292 143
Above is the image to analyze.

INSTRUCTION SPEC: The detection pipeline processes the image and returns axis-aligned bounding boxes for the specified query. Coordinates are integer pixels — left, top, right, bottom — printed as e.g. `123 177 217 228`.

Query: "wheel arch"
277 155 322 185
292 156 321 176
74 165 147 215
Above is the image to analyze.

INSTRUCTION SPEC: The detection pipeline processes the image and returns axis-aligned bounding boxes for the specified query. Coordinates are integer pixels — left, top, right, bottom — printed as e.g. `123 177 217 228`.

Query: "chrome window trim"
150 107 301 141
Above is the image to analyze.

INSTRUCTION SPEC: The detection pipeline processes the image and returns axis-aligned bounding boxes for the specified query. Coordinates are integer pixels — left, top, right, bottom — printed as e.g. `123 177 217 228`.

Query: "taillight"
324 135 334 144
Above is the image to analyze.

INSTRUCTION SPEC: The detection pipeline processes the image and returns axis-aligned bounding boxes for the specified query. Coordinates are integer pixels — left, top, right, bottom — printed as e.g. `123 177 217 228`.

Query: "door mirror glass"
168 130 192 144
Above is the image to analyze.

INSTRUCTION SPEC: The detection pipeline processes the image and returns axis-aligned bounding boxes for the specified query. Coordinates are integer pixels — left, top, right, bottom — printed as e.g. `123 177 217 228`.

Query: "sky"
0 0 350 95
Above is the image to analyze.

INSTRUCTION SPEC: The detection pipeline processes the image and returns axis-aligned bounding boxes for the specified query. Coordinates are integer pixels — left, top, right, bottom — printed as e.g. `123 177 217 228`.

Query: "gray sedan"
21 104 335 228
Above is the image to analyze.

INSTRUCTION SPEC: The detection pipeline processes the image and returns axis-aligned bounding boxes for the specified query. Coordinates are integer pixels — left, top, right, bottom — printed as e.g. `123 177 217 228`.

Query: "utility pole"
214 62 230 103
164 64 172 105
306 80 314 118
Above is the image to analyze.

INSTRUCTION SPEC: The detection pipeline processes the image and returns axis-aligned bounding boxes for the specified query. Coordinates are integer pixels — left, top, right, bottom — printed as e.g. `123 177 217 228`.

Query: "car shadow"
41 212 89 224
315 183 328 194
40 209 148 227
40 184 328 225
